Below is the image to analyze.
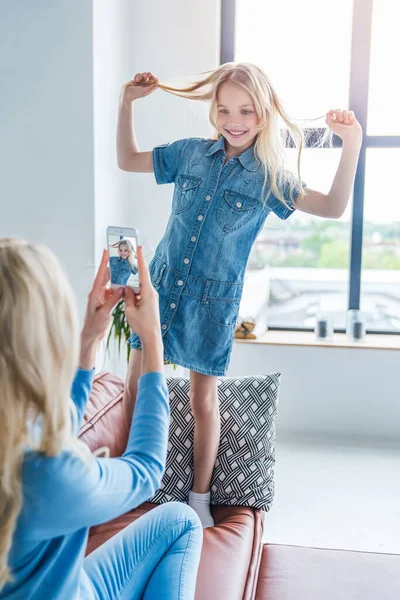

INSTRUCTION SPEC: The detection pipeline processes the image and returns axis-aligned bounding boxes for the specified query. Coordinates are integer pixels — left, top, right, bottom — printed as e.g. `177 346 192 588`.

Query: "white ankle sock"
188 490 215 529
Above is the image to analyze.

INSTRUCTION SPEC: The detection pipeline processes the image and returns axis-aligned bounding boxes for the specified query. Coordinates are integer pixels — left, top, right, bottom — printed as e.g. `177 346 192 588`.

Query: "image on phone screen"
108 235 139 288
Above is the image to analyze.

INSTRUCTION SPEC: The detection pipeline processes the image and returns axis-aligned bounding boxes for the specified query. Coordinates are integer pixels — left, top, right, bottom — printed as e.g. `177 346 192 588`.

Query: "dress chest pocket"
149 258 166 289
174 174 202 214
217 190 258 233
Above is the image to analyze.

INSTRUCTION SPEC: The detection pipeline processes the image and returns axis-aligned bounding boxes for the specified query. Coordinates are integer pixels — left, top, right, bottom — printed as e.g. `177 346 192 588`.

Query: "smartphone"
106 226 140 294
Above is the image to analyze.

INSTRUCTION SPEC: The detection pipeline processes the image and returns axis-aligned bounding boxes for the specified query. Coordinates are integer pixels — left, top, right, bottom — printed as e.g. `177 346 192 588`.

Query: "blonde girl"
109 238 138 286
117 62 362 528
110 239 137 269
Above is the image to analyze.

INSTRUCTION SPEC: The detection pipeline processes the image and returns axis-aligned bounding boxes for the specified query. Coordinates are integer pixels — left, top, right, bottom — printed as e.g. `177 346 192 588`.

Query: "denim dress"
129 136 302 376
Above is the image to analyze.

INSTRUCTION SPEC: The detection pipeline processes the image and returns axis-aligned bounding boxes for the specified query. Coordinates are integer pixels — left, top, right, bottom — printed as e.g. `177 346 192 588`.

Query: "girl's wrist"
342 133 362 149
121 88 136 103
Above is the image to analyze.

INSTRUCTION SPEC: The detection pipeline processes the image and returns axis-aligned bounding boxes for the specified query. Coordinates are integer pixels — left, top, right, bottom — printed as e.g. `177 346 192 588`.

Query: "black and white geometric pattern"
149 374 280 512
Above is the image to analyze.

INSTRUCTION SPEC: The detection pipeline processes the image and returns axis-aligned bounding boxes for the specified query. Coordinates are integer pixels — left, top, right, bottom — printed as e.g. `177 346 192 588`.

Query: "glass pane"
236 0 353 122
361 149 400 331
241 149 352 330
368 0 400 135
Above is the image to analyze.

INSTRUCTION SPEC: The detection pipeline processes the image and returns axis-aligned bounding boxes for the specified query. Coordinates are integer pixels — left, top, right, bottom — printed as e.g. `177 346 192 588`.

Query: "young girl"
117 62 362 528
109 239 138 286
0 240 202 599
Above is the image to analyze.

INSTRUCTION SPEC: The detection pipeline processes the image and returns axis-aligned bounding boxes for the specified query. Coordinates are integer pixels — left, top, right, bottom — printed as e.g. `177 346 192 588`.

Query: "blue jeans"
84 502 203 600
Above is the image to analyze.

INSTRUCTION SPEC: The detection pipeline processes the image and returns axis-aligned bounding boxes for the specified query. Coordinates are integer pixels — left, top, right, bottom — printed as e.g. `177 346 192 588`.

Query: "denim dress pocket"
206 299 240 329
174 174 202 214
149 258 166 289
217 190 258 232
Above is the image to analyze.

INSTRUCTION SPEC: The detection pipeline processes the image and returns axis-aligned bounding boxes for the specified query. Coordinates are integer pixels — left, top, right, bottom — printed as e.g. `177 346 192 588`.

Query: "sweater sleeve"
70 368 95 432
23 372 170 539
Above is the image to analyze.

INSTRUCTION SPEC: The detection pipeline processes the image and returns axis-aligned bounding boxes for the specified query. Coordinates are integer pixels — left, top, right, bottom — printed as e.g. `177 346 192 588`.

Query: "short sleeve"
152 138 189 185
266 171 307 220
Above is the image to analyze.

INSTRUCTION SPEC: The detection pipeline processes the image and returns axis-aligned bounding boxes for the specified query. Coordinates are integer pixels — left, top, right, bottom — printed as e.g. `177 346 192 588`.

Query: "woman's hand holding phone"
124 246 164 374
79 250 124 370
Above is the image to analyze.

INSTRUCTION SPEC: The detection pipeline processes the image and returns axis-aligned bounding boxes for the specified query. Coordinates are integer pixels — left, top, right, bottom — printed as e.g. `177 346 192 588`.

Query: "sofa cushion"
79 372 280 512
150 375 280 511
87 502 265 600
255 544 400 600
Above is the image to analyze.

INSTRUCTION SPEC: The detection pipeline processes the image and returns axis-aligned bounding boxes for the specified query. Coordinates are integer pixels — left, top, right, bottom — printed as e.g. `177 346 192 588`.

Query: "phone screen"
108 234 139 289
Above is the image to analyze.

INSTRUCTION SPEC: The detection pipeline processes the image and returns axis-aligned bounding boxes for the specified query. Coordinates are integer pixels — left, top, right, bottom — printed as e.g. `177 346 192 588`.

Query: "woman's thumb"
124 286 135 306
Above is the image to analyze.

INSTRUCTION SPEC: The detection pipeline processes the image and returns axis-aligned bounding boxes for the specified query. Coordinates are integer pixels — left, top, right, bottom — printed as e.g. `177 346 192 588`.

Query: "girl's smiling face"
216 80 260 157
118 245 129 260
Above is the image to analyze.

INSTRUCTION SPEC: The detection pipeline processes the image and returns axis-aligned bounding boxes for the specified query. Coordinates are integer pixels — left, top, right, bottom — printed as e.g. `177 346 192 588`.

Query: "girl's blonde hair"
125 62 313 208
110 239 137 269
0 238 93 589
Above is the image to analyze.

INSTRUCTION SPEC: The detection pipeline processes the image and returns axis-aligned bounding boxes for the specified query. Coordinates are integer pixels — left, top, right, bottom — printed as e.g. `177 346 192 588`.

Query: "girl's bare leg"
188 372 220 528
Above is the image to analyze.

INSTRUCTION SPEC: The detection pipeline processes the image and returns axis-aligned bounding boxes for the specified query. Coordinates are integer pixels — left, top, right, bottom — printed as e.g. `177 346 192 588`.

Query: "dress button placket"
163 156 224 336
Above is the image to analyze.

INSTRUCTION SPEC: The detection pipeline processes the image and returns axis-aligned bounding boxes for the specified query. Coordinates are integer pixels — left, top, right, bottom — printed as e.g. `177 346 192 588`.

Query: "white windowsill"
234 330 400 350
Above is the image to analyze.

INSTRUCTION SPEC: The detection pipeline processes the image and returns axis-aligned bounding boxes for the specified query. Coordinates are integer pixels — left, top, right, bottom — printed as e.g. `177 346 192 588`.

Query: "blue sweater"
0 370 169 600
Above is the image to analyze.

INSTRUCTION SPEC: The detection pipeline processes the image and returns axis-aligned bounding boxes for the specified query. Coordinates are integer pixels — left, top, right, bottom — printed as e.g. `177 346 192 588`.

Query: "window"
361 149 400 332
222 0 400 333
368 0 400 136
235 0 352 120
248 149 352 329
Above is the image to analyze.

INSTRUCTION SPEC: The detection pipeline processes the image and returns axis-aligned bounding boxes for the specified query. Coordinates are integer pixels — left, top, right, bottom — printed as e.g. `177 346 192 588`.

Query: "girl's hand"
81 250 124 344
326 109 362 144
122 72 159 103
124 246 162 342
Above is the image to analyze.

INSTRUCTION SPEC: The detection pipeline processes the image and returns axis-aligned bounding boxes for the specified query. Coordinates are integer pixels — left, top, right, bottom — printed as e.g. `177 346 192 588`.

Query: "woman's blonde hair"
110 239 136 269
0 238 93 588
125 62 317 208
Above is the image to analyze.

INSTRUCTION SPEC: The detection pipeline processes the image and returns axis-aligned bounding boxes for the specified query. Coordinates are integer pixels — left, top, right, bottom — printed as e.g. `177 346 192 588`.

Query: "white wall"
93 0 134 262
228 343 400 443
92 0 137 371
0 1 95 320
127 0 220 253
0 0 138 322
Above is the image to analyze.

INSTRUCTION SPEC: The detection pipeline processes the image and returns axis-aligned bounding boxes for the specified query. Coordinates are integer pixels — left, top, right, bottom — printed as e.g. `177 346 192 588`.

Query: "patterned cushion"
149 374 280 512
